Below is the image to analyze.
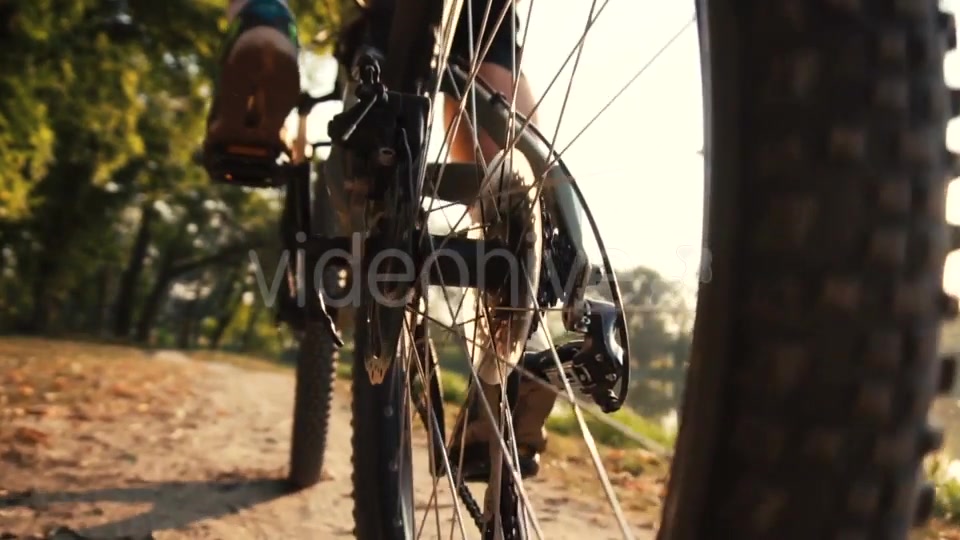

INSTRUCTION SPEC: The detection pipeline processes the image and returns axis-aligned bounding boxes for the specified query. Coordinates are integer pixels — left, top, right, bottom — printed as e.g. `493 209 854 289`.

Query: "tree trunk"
134 241 255 344
134 248 176 345
113 202 156 337
85 267 108 335
208 293 243 349
239 301 264 352
208 270 245 349
176 279 205 349
26 258 56 333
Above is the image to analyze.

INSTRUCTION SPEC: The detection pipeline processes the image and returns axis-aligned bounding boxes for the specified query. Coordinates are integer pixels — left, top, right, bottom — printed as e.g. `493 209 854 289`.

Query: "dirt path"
0 347 656 540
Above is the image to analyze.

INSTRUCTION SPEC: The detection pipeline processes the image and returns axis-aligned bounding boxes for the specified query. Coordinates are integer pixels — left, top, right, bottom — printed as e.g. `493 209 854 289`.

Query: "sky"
293 0 960 296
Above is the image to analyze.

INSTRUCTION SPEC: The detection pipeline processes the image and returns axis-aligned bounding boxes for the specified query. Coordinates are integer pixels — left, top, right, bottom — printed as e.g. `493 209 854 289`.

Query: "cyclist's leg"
444 0 557 478
443 65 538 162
203 0 300 162
443 0 538 163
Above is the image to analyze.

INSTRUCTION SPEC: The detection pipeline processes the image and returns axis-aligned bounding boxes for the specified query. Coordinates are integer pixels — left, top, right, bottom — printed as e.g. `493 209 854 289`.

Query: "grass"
332 357 470 405
439 368 469 404
928 452 960 525
546 404 676 450
192 342 674 452
187 349 293 373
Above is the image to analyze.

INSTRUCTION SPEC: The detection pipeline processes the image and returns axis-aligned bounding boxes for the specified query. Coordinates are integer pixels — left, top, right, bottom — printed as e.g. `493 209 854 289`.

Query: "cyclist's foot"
203 0 300 171
445 359 557 482
447 439 542 482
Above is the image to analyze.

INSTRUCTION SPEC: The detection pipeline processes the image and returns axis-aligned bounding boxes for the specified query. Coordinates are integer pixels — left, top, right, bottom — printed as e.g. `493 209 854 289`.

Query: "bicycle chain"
450 465 486 529
449 199 566 537
450 464 524 538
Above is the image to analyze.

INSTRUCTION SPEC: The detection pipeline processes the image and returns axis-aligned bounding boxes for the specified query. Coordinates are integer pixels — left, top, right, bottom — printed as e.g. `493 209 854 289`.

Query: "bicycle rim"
659 1 959 538
342 0 687 538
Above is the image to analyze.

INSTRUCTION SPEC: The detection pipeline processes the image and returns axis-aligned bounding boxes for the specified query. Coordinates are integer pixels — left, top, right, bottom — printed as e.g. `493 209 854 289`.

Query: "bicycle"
203 0 960 539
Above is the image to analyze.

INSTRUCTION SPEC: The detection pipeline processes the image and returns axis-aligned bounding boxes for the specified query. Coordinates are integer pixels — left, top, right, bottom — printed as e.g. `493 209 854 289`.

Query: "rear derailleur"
446 296 628 482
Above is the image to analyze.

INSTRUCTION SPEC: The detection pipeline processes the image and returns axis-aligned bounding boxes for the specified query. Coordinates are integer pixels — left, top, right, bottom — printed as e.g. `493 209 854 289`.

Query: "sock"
227 0 289 21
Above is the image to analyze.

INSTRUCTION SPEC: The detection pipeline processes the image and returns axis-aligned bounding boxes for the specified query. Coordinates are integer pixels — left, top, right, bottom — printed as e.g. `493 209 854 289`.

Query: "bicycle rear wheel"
660 1 958 538
344 1 636 538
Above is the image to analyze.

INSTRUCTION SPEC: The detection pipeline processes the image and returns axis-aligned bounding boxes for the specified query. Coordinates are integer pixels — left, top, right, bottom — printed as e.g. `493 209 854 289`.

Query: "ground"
4 338 958 539
0 338 664 539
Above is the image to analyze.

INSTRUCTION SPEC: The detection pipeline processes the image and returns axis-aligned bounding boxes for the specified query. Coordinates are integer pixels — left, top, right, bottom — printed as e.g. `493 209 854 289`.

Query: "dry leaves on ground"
0 338 198 461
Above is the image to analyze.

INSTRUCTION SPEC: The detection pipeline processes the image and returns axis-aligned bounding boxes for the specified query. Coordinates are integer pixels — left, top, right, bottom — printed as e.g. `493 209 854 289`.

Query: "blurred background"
0 0 696 425
5 1 960 533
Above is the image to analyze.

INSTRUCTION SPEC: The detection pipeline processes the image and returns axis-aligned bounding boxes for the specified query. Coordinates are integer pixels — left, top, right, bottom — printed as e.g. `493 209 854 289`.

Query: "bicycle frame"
288 2 631 405
316 55 593 306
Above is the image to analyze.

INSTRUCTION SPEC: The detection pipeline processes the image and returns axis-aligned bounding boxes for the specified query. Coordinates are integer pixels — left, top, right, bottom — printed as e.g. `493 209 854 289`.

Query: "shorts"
364 0 520 72
449 0 521 72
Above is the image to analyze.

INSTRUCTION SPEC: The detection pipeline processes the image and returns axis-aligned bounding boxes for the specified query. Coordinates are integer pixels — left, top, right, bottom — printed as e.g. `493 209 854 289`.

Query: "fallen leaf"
69 408 93 421
110 383 137 399
25 405 50 416
14 426 50 445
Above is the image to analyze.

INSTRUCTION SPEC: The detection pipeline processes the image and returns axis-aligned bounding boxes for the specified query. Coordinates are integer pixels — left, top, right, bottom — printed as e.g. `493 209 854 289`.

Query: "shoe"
203 0 300 166
445 367 556 482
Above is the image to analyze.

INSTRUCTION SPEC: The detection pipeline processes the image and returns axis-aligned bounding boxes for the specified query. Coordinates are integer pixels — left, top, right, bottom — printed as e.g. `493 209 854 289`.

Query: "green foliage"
0 0 343 338
546 406 675 450
336 357 353 379
612 266 692 418
0 0 691 466
927 453 960 524
440 370 469 404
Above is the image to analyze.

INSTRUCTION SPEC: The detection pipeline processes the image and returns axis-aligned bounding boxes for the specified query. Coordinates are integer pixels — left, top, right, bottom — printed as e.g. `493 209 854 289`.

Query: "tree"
614 266 693 418
0 0 344 339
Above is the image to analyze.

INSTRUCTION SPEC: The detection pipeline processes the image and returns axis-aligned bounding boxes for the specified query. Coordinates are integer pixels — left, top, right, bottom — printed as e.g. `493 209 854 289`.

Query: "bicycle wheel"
658 1 959 539
336 0 960 537
340 0 638 538
286 148 344 489
288 319 339 488
348 143 543 540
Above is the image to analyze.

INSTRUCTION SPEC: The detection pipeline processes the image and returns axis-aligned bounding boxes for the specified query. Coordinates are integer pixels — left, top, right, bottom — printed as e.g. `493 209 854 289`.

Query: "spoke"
408 324 447 539
463 362 546 540
501 0 616 151
519 275 635 538
541 0 598 165
405 315 470 540
495 14 696 280
426 0 607 232
400 3 696 537
418 231 545 538
424 0 518 200
548 14 696 168
414 308 671 456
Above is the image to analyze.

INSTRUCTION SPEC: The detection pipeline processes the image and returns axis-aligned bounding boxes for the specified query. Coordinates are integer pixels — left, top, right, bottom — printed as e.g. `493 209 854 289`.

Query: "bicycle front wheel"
660 1 959 539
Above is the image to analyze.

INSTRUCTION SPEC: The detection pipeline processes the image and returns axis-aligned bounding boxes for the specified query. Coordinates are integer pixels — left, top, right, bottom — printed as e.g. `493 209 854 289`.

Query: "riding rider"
204 0 555 477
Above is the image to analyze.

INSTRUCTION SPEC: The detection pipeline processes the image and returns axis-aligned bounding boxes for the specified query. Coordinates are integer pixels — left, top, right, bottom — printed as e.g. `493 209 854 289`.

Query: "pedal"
203 144 288 188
